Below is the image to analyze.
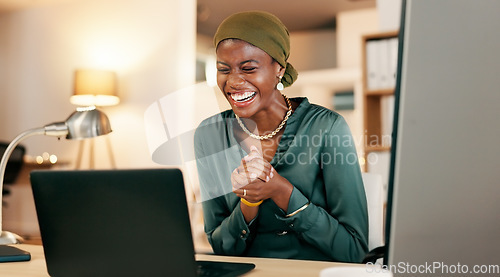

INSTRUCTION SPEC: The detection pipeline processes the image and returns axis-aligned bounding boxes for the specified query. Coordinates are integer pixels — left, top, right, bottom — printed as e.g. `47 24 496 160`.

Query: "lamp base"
0 231 24 245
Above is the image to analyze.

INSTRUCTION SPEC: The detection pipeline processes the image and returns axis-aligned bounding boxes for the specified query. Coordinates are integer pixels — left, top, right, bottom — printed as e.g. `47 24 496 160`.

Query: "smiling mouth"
230 91 257 102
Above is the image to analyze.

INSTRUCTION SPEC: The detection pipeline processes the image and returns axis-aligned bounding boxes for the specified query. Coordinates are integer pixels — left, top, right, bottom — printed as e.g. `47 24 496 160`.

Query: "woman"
194 11 368 263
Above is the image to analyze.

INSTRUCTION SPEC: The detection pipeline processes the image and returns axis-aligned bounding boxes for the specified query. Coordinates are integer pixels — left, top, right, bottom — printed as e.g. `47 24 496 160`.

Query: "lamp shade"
71 69 119 107
65 107 113 139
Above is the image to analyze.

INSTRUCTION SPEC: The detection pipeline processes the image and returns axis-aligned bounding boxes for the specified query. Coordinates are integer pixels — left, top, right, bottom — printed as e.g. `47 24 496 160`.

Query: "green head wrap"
213 11 298 88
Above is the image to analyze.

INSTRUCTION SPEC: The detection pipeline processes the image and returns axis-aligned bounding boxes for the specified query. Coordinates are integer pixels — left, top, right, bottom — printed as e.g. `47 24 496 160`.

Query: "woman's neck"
244 93 289 135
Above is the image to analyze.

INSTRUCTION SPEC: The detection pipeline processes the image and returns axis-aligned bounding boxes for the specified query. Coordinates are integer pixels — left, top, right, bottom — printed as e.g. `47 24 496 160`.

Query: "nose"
227 73 245 89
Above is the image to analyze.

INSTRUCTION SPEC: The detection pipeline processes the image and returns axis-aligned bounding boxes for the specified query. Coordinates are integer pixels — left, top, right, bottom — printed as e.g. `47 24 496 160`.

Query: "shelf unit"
361 30 399 170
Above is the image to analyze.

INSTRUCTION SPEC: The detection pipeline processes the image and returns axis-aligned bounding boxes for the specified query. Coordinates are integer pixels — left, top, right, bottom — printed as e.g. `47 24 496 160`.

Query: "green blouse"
194 97 368 263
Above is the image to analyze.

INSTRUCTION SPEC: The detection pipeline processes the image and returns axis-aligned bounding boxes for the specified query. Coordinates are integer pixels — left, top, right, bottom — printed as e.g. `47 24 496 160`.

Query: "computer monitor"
385 0 500 275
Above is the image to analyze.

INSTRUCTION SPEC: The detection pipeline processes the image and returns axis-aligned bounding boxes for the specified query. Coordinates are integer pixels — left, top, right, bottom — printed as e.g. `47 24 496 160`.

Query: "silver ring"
243 189 247 196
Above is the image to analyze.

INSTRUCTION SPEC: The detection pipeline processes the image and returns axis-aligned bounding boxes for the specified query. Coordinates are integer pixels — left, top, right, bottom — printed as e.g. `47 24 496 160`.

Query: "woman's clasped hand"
231 145 274 204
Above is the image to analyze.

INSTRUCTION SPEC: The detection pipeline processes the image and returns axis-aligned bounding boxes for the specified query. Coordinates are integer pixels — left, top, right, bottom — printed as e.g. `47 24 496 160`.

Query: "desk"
0 244 363 277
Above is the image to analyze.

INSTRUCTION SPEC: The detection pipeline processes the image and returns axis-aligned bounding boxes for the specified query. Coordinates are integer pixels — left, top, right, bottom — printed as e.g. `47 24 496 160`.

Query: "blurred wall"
0 0 196 169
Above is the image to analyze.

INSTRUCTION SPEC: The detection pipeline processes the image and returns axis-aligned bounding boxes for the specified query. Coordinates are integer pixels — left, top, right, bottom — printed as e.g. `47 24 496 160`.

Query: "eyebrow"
240 59 259 65
217 59 260 66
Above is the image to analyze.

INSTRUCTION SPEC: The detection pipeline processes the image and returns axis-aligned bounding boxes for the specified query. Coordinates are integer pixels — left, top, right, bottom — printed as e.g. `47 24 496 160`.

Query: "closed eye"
242 67 257 72
217 67 230 74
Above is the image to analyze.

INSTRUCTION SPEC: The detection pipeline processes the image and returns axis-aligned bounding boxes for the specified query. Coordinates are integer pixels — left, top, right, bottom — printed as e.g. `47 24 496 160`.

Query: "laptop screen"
31 168 198 277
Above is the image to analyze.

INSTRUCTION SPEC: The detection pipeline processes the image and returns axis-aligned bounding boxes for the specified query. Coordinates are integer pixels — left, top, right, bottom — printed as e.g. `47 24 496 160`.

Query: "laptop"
30 168 255 277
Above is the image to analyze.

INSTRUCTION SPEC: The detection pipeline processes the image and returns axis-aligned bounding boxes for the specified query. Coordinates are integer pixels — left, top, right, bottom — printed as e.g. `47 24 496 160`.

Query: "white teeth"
230 92 256 102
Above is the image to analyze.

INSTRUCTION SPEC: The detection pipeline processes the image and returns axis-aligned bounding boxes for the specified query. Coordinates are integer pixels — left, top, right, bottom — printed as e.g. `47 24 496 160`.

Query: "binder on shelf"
378 39 391 90
380 95 395 143
365 36 399 91
365 40 381 90
388 37 399 88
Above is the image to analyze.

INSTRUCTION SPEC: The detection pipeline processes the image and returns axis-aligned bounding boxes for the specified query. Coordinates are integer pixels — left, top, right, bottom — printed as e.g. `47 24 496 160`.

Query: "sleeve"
201 198 256 255
194 126 255 256
276 115 369 263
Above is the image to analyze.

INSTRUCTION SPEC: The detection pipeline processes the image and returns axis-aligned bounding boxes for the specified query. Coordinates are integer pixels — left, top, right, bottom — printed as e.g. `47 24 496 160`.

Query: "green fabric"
194 98 369 262
213 11 298 88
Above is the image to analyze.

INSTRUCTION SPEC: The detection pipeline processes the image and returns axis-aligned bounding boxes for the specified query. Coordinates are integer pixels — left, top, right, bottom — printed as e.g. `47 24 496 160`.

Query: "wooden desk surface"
0 244 363 277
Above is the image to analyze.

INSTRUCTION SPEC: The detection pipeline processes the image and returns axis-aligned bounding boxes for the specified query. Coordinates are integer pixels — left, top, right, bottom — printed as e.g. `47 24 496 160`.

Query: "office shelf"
362 30 399 171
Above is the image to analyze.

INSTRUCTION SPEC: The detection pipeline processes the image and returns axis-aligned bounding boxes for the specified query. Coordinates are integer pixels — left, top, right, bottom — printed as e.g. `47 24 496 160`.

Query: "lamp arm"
0 126 60 234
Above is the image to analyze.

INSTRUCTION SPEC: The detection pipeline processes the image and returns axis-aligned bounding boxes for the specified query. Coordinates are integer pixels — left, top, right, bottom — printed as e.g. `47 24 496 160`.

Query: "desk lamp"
0 106 112 247
71 69 118 169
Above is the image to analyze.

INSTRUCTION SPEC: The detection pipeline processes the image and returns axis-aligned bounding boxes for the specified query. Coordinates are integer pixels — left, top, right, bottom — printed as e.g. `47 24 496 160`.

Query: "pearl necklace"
235 94 292 140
